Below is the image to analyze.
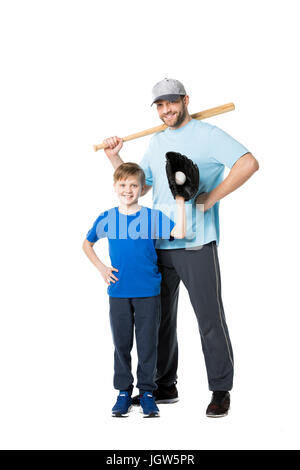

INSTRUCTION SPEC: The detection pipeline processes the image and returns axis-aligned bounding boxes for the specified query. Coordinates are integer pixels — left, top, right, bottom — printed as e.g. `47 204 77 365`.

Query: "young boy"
82 162 186 418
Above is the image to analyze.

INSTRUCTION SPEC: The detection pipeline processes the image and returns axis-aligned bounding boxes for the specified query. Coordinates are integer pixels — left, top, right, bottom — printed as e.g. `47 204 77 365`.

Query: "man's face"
114 176 144 207
155 96 189 128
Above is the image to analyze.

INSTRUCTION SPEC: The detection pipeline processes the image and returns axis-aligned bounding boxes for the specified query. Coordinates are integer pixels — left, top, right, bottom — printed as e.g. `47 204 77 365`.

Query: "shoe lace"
116 392 129 405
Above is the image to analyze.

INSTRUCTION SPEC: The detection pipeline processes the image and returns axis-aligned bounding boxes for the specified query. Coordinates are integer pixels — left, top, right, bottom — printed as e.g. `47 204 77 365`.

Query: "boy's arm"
82 239 119 285
170 196 186 239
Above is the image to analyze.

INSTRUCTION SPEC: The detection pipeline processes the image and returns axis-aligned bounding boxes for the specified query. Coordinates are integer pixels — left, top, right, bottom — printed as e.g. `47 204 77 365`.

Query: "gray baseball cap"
151 78 186 106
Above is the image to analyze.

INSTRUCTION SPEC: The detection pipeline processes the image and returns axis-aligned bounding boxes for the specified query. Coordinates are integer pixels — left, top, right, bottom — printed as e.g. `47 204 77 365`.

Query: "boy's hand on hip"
99 265 119 285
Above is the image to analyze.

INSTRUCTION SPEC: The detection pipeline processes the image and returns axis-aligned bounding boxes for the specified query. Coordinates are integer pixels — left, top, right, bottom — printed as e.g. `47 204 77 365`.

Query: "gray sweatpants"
156 241 234 391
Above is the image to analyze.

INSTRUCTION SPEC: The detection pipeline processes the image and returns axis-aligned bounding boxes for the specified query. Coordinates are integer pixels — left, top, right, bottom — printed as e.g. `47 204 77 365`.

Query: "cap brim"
151 94 184 106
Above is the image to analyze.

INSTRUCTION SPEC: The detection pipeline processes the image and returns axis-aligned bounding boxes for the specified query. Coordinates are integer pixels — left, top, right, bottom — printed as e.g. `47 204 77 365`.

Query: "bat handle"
94 139 127 152
94 143 106 151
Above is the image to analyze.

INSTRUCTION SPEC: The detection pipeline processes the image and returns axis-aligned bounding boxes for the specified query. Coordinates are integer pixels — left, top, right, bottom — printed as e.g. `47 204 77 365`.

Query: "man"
103 78 259 417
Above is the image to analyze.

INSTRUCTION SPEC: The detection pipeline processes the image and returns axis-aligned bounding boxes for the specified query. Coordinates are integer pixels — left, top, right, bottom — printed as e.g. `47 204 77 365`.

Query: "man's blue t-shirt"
139 119 249 248
86 206 175 298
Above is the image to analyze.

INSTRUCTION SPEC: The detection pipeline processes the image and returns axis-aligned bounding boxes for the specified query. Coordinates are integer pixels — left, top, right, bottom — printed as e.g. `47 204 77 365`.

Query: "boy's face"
114 176 144 207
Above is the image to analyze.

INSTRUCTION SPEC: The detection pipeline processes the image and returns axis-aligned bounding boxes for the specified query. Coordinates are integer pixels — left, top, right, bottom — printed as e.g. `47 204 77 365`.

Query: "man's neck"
169 114 192 131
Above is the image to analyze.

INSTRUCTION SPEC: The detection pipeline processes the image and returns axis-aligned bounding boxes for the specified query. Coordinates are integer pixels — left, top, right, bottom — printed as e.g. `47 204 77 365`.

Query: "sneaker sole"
155 397 179 404
206 410 229 418
112 405 133 417
139 406 160 418
133 398 179 406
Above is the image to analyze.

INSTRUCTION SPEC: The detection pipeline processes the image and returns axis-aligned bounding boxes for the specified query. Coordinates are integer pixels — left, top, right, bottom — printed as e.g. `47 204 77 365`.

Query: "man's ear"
183 95 189 106
141 185 146 196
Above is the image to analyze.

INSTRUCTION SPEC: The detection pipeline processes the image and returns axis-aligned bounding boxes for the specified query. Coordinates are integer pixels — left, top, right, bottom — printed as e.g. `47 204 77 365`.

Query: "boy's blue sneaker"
112 391 132 417
140 392 160 418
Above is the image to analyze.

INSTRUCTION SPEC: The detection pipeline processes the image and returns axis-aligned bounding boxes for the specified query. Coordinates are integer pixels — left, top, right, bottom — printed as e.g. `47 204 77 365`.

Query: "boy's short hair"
113 162 146 186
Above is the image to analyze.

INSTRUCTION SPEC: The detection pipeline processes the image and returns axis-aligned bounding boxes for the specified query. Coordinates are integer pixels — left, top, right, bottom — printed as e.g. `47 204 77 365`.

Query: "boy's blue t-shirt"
86 206 175 298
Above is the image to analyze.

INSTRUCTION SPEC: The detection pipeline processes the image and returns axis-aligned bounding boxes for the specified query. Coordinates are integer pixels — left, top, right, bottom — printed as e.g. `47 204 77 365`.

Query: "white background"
1 0 299 450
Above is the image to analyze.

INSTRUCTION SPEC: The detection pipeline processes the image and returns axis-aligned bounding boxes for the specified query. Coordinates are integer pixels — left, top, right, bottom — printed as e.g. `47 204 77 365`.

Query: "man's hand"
102 136 124 170
195 192 215 212
103 136 123 160
99 265 119 285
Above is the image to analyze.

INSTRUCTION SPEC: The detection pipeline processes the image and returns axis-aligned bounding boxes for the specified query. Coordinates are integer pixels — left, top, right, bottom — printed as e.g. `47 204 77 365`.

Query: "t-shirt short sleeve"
151 209 175 240
86 211 109 243
139 137 155 186
210 125 249 169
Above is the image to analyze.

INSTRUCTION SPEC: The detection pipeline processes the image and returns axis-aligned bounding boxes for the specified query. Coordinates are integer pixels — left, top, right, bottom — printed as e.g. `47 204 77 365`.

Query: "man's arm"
196 152 259 211
103 136 152 196
141 184 152 196
103 136 124 170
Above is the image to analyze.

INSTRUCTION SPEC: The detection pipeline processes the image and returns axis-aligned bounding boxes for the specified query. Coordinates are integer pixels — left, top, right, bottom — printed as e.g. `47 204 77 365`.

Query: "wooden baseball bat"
93 102 235 152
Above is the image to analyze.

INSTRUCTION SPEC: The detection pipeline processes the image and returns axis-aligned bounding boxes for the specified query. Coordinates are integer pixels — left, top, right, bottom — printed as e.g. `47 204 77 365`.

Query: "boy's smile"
114 176 144 213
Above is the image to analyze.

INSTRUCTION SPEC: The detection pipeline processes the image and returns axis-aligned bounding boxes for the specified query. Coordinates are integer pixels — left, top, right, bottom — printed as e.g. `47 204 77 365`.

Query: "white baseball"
175 171 186 185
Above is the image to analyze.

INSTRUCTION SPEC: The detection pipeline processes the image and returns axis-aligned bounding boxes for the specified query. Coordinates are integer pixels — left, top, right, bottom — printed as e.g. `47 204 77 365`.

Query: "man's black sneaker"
132 383 179 406
131 394 141 406
154 383 179 404
206 391 230 418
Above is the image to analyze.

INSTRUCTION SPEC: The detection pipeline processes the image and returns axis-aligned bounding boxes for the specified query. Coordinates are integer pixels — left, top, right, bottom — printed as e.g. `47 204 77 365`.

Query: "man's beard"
162 104 187 128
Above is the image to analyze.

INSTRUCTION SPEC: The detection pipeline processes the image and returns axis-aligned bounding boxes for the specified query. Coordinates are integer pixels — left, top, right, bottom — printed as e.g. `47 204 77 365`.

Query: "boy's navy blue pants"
156 241 234 391
109 295 161 394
